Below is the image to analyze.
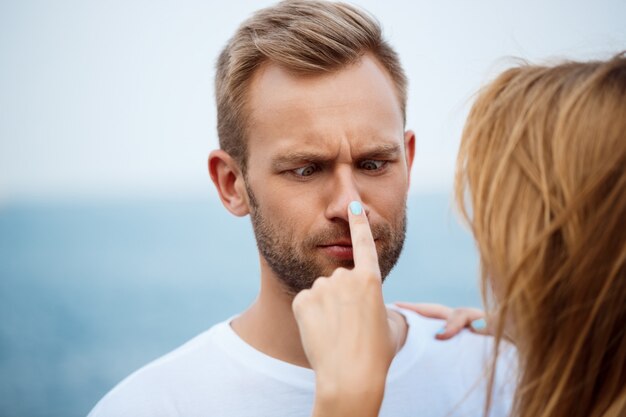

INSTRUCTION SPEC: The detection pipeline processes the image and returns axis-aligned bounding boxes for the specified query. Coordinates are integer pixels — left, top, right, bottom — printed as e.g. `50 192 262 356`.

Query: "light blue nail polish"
471 318 487 330
435 327 446 335
349 201 362 215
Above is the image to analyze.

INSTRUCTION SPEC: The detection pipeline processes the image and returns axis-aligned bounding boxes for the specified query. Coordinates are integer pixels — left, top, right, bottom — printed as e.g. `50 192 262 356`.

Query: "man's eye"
292 165 318 177
360 160 386 170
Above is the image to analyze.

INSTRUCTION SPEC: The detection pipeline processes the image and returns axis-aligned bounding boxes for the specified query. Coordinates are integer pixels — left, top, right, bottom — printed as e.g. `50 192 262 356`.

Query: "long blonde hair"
455 54 626 417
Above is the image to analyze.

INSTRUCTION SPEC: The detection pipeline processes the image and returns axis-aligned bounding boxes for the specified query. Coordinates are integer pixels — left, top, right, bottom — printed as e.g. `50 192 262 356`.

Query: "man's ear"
404 130 416 187
208 150 250 217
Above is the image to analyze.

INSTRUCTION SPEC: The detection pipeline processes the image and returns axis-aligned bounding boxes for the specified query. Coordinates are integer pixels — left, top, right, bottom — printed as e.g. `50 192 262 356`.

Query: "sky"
1 0 625 203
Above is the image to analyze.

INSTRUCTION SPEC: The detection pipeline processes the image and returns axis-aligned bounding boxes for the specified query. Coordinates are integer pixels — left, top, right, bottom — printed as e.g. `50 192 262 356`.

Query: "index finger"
347 201 381 277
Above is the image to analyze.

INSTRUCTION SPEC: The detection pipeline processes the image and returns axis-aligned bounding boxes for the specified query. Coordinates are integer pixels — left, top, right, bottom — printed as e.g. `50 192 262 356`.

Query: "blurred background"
1 1 624 416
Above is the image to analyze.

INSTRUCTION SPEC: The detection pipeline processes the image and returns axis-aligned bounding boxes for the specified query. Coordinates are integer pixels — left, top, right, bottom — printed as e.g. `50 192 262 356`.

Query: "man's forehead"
244 56 406 167
246 57 403 126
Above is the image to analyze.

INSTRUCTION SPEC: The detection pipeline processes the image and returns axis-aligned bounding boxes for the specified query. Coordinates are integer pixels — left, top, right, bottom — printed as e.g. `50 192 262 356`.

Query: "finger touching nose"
347 201 380 278
324 172 363 221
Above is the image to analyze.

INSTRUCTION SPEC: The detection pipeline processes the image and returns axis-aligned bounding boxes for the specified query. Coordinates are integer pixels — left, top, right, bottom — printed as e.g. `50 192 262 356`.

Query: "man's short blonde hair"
215 0 407 173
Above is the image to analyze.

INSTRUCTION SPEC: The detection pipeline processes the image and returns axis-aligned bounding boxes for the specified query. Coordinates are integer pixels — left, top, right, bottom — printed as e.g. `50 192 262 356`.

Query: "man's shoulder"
397 307 517 377
399 306 495 350
390 307 516 416
87 320 232 417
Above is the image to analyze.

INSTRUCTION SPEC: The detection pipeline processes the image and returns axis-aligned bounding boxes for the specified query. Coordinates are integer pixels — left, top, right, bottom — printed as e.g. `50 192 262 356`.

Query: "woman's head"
456 54 626 417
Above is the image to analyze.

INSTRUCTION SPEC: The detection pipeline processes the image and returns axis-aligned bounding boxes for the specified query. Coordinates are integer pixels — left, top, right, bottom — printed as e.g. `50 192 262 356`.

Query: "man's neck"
231 261 311 367
230 258 409 369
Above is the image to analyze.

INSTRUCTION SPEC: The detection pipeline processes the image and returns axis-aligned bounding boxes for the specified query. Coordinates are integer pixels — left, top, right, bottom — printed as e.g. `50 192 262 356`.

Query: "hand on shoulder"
395 302 491 339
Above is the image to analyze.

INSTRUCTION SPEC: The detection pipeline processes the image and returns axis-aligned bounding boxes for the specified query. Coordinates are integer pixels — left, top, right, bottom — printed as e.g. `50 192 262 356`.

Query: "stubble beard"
246 184 407 296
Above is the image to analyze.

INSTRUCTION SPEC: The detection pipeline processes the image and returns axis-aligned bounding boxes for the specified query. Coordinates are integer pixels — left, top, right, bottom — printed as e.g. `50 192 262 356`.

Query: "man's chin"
315 259 355 277
284 260 356 294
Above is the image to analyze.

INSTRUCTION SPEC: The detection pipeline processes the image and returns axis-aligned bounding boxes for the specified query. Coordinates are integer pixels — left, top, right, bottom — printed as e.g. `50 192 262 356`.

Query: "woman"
293 54 626 417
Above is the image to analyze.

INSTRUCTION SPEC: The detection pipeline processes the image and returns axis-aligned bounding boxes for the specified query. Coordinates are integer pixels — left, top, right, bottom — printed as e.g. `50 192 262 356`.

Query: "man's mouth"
318 243 354 260
317 239 379 261
319 239 352 247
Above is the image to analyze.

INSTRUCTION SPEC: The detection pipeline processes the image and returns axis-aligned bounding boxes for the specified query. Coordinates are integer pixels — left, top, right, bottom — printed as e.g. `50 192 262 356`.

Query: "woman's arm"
292 201 397 417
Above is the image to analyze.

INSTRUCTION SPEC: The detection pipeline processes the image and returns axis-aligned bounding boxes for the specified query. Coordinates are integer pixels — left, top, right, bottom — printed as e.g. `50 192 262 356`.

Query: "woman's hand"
292 201 396 417
394 302 491 339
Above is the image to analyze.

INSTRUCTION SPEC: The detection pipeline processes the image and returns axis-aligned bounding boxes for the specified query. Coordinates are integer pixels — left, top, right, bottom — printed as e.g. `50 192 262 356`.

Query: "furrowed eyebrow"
271 151 330 169
355 143 402 160
271 143 403 169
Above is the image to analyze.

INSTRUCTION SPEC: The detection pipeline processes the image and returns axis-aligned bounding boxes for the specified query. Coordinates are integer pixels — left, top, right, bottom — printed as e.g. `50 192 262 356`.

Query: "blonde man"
88 2 513 416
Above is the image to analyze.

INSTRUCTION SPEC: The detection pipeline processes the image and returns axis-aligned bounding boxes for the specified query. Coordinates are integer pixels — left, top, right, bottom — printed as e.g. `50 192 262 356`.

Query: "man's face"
244 54 414 295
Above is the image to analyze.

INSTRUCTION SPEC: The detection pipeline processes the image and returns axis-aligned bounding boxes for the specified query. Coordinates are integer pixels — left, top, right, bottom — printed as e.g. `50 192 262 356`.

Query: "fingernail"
435 327 446 336
349 201 363 215
471 318 486 330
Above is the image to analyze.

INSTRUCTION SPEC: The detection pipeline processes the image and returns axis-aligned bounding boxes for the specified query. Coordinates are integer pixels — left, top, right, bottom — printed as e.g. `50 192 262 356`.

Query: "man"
88 1 513 416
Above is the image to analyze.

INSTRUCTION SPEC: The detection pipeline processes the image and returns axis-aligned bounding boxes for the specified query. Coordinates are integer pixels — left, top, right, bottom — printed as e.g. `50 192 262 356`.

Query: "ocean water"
0 193 481 417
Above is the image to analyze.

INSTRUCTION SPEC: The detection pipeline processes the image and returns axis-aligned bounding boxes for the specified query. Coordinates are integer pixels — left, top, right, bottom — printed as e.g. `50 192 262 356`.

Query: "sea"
0 193 482 417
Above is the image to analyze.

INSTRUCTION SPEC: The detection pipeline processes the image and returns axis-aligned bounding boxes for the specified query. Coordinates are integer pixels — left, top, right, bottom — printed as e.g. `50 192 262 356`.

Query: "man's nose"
323 167 365 222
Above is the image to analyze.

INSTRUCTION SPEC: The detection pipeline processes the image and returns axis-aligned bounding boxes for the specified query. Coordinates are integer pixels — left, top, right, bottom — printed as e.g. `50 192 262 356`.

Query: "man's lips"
317 239 378 260
318 243 354 260
319 240 352 247
317 237 379 247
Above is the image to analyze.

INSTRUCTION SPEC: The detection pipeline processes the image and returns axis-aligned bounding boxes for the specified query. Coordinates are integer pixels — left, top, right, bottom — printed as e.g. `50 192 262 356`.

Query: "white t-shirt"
88 308 515 417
